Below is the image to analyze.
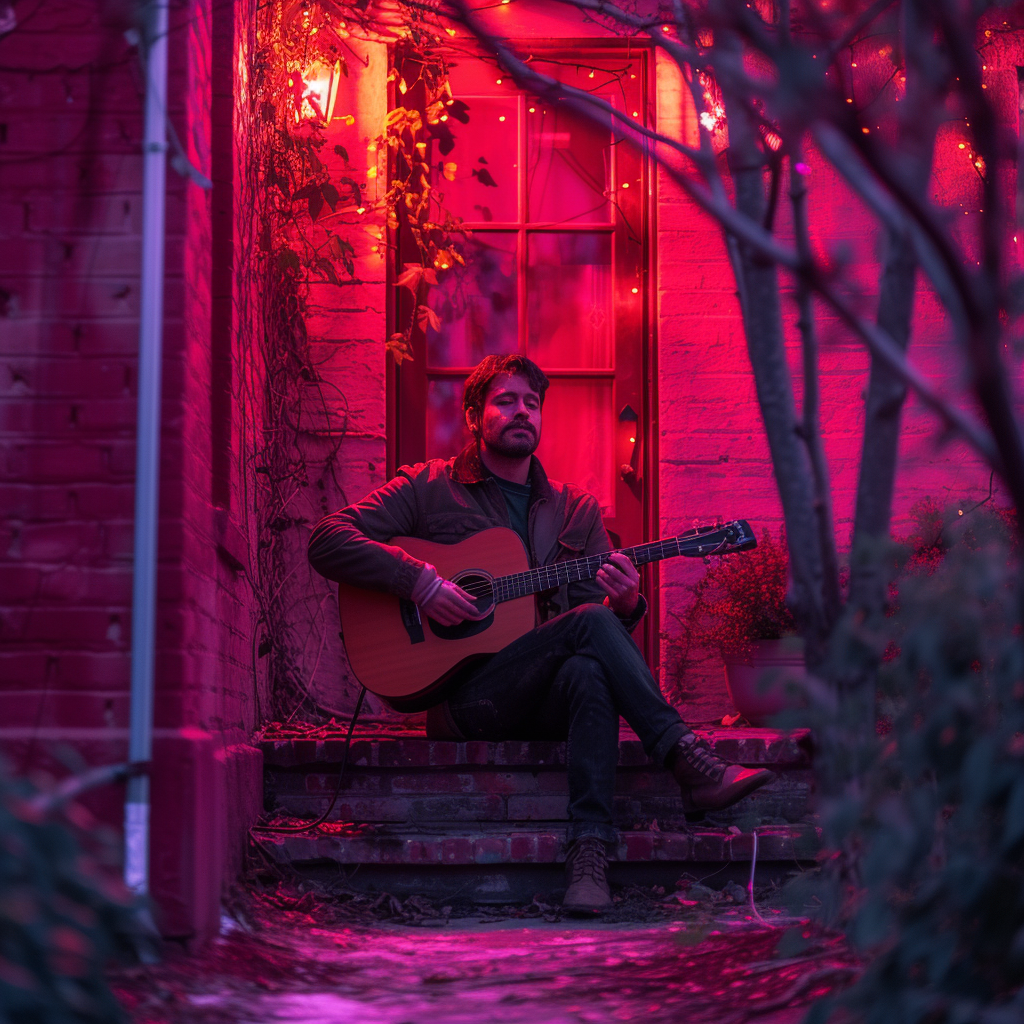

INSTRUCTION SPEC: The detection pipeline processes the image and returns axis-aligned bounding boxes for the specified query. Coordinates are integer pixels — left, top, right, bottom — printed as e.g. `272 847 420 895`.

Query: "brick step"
254 820 821 868
261 727 815 827
260 727 813 770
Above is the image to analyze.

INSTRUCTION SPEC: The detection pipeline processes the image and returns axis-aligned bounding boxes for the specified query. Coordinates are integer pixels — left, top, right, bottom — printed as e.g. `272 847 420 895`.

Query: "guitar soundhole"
427 570 495 641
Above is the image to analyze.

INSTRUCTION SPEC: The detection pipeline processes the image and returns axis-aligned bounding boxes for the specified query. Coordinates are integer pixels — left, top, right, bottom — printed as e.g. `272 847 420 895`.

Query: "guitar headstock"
677 520 757 557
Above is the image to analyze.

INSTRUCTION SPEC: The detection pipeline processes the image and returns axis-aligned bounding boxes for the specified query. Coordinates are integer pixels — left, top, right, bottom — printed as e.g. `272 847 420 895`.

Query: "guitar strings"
446 532 735 602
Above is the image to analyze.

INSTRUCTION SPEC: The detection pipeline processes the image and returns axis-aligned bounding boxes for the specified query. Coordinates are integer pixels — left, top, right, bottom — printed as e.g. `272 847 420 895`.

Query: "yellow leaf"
398 78 408 94
396 265 424 291
386 333 414 364
415 304 441 332
442 162 457 181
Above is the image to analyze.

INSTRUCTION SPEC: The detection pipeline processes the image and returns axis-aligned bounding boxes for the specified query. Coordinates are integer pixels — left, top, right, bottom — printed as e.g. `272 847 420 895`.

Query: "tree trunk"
717 37 834 667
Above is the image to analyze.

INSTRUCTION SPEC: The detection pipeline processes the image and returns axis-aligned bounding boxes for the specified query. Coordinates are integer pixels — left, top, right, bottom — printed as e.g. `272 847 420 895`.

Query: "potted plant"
679 528 805 725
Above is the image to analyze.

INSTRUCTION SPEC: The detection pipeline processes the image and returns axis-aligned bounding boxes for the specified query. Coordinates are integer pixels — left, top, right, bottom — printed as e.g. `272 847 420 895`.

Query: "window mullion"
518 92 527 356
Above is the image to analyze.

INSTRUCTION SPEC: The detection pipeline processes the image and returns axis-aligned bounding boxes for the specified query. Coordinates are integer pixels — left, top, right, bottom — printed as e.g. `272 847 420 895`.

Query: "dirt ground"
109 881 858 1024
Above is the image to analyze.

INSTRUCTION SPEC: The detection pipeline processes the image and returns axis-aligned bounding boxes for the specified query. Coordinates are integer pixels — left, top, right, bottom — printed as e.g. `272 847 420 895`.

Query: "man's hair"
462 354 550 432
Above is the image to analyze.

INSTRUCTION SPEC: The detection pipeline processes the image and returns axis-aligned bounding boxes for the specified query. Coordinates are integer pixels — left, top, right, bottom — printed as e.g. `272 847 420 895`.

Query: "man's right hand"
419 579 485 626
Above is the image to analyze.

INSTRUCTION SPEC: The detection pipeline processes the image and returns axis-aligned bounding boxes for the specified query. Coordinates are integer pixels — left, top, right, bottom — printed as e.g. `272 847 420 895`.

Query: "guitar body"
336 527 536 710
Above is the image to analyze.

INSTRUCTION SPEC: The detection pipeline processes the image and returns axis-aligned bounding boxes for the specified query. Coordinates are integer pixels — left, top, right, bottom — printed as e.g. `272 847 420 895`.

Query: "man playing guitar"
308 354 774 914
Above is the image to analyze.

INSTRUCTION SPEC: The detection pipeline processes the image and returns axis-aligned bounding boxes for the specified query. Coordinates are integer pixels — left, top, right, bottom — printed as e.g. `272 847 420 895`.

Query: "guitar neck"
491 524 750 604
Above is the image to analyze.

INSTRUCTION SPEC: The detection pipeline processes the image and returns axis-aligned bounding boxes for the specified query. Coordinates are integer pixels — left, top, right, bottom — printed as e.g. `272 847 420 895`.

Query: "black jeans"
446 602 690 846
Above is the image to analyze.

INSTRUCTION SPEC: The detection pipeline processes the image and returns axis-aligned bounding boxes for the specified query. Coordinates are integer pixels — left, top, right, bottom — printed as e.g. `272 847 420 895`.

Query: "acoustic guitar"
336 520 757 710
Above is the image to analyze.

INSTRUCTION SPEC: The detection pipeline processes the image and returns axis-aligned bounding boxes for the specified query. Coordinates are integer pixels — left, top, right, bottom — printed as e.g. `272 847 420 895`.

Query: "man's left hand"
597 552 640 617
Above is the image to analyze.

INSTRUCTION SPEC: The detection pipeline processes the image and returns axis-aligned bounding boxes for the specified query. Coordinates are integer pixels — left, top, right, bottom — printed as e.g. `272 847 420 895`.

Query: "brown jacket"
308 443 646 629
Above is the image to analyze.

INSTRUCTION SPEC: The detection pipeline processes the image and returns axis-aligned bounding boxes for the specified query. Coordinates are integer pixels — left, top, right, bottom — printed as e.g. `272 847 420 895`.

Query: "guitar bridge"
399 599 426 644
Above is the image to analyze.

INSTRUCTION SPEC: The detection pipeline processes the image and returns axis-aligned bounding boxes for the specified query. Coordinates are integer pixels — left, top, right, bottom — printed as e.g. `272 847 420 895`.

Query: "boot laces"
567 837 609 885
675 734 727 784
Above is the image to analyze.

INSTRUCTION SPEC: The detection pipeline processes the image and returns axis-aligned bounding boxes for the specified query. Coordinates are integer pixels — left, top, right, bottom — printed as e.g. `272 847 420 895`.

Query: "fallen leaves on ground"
108 878 859 1024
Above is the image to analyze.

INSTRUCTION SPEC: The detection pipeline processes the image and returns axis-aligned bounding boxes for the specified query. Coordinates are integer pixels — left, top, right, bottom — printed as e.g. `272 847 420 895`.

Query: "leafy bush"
793 505 1024 1023
0 764 140 1022
680 528 797 659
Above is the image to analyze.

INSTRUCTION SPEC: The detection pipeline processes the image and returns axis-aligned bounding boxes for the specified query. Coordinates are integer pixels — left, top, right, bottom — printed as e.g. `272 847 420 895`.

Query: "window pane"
439 96 519 223
426 379 472 461
426 233 518 368
538 379 615 516
527 102 611 224
527 233 612 369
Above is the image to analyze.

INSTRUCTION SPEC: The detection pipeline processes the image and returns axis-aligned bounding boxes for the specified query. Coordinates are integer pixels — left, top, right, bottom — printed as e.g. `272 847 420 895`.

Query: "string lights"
698 71 726 135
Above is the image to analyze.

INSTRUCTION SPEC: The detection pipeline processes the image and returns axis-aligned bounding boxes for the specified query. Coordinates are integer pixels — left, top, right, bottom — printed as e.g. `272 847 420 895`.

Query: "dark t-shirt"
491 474 532 551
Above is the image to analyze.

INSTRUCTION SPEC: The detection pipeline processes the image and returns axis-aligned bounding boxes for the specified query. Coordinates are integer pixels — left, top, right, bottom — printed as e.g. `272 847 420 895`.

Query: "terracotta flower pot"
723 637 807 726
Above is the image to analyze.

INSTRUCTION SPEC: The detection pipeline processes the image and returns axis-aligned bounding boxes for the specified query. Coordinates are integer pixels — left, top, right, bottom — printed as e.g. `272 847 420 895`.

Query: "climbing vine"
236 1 468 719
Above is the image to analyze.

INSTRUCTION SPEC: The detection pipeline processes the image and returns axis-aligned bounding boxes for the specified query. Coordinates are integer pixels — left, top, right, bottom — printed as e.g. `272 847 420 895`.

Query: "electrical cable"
253 686 367 835
747 829 771 927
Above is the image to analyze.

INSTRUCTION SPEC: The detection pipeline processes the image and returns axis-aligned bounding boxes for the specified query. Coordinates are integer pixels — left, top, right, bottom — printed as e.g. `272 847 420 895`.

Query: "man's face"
469 372 542 458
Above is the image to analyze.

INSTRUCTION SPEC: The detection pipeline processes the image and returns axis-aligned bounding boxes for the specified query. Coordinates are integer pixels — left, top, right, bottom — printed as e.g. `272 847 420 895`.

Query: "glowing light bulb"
631 287 638 294
621 182 629 188
496 78 502 84
357 206 366 214
528 106 535 113
499 115 506 122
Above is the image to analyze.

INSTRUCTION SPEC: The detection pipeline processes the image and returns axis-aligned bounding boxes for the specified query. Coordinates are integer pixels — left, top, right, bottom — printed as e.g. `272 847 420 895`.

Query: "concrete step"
260 727 814 828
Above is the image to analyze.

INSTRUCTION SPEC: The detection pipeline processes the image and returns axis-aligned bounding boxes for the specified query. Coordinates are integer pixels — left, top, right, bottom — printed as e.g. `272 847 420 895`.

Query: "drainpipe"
125 0 168 897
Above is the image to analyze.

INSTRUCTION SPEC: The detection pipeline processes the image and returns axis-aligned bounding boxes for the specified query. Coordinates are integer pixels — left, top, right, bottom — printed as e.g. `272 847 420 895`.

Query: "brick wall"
654 39 1017 721
0 0 261 943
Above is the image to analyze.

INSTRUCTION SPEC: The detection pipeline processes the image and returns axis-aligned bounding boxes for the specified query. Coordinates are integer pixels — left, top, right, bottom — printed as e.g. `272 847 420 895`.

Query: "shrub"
793 505 1024 1023
0 763 140 1022
679 527 797 660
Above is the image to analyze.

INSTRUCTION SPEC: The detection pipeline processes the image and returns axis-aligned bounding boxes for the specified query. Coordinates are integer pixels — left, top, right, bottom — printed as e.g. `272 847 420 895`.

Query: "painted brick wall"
0 0 261 943
0 2 159 733
654 39 1018 722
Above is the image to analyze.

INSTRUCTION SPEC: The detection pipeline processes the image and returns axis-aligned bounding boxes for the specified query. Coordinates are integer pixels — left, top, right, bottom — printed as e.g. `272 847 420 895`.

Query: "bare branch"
822 0 900 66
811 272 998 466
442 0 801 271
811 123 967 333
790 150 841 622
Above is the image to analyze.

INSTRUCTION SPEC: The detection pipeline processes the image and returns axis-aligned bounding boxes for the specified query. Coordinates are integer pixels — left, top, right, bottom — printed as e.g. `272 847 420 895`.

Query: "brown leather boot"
562 836 613 915
670 733 775 814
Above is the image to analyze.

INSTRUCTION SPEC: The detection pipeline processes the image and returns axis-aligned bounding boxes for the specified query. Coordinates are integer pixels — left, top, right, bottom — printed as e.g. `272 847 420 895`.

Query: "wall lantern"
302 59 343 124
619 403 642 496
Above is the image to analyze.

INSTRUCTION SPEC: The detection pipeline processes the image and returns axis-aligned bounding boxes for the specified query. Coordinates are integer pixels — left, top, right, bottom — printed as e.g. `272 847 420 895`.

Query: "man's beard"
486 423 539 458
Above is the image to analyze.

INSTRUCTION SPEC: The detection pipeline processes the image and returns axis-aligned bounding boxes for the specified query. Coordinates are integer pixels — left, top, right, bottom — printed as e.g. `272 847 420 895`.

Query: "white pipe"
125 0 168 897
